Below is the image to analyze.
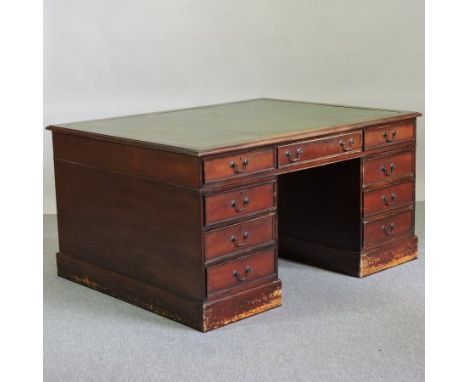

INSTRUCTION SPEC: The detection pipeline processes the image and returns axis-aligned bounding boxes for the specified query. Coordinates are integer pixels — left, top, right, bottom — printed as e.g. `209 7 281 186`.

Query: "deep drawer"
204 182 275 225
204 148 275 183
206 249 276 295
277 131 362 167
363 180 414 217
364 120 415 149
204 214 275 261
362 150 414 187
363 208 413 248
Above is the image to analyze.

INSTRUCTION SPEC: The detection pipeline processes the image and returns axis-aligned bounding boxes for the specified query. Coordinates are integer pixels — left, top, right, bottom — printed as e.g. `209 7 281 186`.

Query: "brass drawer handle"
381 162 395 177
382 192 398 206
232 266 252 282
231 196 250 212
285 148 303 163
339 137 355 152
230 158 249 174
383 129 397 143
382 223 397 235
231 231 249 247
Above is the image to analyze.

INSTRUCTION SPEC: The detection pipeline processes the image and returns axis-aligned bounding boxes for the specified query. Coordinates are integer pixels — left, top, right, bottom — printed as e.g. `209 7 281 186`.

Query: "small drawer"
364 120 415 149
363 181 414 217
206 249 276 294
363 208 413 248
205 183 275 225
278 131 362 167
205 214 275 261
204 149 275 183
362 151 414 187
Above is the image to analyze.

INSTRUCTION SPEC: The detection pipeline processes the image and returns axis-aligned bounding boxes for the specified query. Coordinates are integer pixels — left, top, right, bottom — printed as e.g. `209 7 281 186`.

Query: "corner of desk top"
45 124 205 157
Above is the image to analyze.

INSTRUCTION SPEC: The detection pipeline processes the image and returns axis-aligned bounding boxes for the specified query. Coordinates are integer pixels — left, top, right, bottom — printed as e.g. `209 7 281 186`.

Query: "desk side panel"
52 132 202 188
54 159 204 301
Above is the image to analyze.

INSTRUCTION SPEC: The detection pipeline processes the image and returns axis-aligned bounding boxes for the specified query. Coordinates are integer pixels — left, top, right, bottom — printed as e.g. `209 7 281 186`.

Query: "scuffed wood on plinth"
360 235 418 277
203 280 282 332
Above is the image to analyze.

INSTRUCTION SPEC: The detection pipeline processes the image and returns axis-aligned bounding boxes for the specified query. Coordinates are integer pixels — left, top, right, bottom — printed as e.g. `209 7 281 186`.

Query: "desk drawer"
206 249 276 294
204 149 275 183
364 120 415 149
363 208 413 247
205 214 275 261
278 131 362 167
362 151 414 187
205 183 275 225
363 181 414 217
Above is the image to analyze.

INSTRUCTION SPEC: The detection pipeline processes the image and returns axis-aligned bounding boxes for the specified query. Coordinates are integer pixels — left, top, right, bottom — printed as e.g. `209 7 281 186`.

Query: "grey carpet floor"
44 203 424 382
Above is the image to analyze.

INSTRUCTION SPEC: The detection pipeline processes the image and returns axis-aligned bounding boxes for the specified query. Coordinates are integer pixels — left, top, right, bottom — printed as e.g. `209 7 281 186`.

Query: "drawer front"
206 249 276 294
362 151 414 187
205 214 275 260
204 149 275 183
363 181 414 217
364 120 415 149
278 131 362 167
205 183 275 225
363 209 413 247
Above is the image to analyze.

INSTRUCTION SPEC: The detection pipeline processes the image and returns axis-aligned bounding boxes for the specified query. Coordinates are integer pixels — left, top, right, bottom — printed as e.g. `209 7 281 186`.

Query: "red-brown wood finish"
364 120 415 149
54 160 204 299
56 252 205 330
206 250 276 295
203 280 282 331
363 208 414 248
277 131 362 167
204 182 275 225
362 150 414 187
204 148 275 183
360 235 418 277
47 101 421 332
53 132 201 188
363 180 414 217
204 214 275 261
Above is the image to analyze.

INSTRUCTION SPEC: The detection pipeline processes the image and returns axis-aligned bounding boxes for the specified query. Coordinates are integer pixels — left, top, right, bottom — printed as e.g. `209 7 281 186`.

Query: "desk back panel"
278 159 362 252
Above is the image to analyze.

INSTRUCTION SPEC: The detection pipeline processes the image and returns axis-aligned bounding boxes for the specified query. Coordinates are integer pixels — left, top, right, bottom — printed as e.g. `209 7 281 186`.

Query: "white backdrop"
44 0 424 214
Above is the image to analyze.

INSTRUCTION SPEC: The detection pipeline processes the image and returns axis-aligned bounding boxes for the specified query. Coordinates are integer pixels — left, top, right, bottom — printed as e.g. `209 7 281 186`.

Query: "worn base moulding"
279 235 418 278
57 252 282 332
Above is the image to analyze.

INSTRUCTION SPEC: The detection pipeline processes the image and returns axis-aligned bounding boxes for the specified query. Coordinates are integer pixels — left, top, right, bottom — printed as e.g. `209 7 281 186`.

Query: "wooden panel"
360 235 418 277
364 120 415 149
363 180 414 217
57 252 205 331
54 160 204 299
204 214 275 261
278 159 362 251
362 150 414 187
53 132 201 188
203 279 282 332
204 148 275 183
363 208 413 248
277 131 362 167
279 235 361 277
204 182 275 225
206 250 276 294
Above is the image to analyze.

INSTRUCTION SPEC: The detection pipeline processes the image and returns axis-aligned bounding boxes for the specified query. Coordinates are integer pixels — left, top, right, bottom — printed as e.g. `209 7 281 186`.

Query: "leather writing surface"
51 99 410 152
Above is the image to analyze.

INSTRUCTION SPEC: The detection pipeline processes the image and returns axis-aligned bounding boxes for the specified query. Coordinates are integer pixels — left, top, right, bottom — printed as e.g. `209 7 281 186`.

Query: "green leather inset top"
52 99 415 153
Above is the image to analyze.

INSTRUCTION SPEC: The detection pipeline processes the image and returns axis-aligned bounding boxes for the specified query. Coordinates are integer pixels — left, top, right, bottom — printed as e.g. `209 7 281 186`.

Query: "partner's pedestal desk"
47 99 421 332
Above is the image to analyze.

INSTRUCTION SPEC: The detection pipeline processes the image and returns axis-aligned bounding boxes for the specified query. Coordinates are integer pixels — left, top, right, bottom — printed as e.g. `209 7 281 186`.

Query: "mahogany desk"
47 99 421 332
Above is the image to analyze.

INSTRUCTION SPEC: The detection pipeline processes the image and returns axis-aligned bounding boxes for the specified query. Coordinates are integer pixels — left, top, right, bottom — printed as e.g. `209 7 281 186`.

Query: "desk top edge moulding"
47 98 422 331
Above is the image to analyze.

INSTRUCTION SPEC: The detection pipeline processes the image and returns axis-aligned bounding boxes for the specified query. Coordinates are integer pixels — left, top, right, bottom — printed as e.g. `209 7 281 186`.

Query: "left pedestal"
50 131 281 331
